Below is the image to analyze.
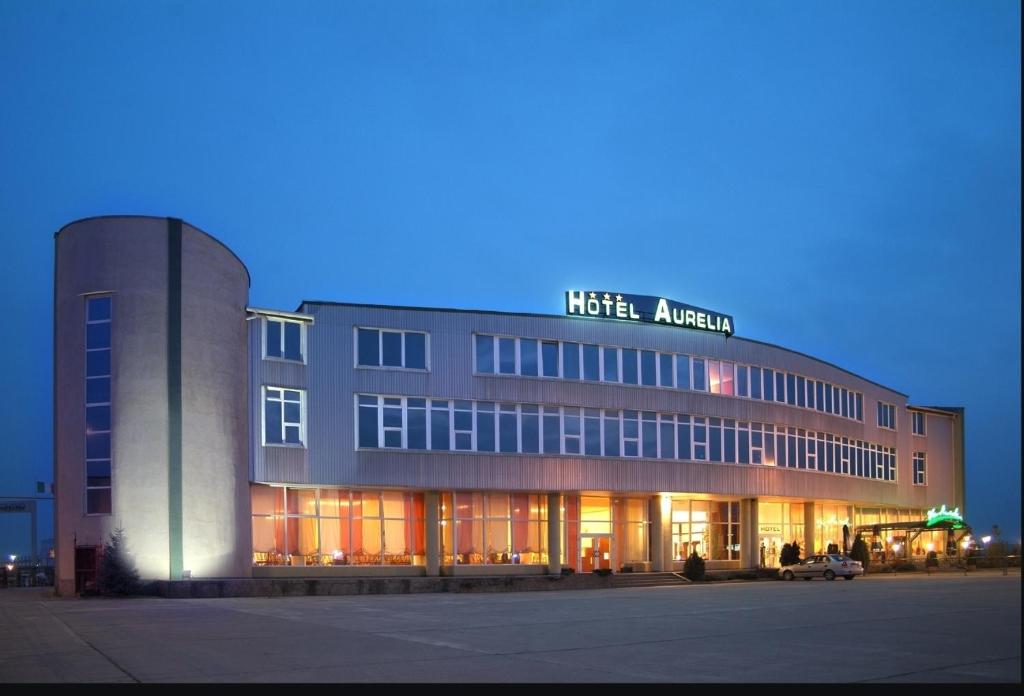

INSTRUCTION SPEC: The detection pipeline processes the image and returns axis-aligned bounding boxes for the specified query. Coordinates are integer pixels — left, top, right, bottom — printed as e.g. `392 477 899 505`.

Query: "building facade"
54 216 966 593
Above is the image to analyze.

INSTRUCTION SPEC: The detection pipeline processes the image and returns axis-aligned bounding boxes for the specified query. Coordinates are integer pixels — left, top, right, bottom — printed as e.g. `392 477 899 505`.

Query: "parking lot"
1 571 1019 682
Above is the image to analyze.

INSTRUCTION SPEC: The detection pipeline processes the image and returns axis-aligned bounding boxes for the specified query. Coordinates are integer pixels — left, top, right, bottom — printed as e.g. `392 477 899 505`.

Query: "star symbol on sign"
616 294 623 301
603 293 611 300
589 292 597 299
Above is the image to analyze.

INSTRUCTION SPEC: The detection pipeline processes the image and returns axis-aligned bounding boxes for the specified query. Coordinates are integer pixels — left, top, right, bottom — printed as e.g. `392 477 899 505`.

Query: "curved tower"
54 216 251 594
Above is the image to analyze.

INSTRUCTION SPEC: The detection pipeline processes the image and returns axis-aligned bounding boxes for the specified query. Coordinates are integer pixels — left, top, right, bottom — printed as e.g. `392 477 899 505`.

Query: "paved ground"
1 571 1019 683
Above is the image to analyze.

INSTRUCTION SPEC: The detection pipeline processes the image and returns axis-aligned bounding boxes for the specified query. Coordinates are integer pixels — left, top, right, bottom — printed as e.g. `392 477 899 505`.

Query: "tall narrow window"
520 339 538 377
85 295 112 515
913 452 926 485
541 341 559 377
659 353 674 388
475 335 494 374
912 411 926 436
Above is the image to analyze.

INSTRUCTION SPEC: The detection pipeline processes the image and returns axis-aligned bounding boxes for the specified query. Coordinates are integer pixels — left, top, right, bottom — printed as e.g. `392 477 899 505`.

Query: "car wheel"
824 569 836 581
843 576 854 580
783 570 794 581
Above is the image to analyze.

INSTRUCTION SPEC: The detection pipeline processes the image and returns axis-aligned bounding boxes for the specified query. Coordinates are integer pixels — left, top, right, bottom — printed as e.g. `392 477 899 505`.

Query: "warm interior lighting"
926 543 935 552
887 536 894 543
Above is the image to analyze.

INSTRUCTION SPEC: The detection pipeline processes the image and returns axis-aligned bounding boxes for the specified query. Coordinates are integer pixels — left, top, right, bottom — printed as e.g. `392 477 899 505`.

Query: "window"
622 349 638 385
475 335 494 373
675 354 689 390
541 341 559 377
357 328 428 369
622 410 639 457
521 405 539 453
877 401 896 430
85 295 112 515
562 343 580 380
692 359 706 392
912 411 926 436
582 344 600 382
265 317 305 362
265 387 305 446
603 410 620 457
692 416 707 460
659 353 674 388
602 346 619 382
913 452 926 485
563 408 581 454
520 339 538 377
542 407 560 454
498 338 516 375
640 350 656 386
750 366 762 400
454 401 473 451
352 394 899 485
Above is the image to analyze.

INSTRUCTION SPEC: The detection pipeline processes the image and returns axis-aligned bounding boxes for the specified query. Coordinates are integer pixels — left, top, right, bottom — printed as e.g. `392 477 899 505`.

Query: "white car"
779 554 864 581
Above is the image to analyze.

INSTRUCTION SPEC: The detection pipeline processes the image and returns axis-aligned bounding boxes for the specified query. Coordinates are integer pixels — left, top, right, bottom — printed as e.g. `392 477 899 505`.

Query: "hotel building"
53 216 966 594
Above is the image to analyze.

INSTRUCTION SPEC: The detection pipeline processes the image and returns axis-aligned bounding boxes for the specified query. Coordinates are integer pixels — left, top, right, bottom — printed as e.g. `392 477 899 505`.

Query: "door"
581 535 611 572
74 546 98 594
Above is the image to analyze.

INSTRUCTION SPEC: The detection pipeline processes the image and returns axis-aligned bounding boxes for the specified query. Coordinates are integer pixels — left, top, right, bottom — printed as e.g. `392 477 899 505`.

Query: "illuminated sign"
758 524 782 534
925 504 964 528
565 290 734 336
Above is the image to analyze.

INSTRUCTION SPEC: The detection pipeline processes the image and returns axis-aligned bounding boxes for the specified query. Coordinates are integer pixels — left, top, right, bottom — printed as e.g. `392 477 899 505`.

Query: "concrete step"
609 572 690 588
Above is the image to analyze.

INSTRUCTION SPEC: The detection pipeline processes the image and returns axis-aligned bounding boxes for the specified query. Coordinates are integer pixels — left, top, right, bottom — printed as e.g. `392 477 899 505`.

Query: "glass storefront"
251 486 425 566
756 501 804 567
671 499 740 561
814 503 852 555
439 492 549 565
854 507 951 561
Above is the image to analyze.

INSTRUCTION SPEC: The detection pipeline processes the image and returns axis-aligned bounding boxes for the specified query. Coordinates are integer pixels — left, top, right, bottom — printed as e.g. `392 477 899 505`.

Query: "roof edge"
299 299 911 398
55 214 251 288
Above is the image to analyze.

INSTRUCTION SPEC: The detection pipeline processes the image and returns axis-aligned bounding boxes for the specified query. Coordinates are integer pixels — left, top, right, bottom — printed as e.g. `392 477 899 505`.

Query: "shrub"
925 551 939 568
894 562 918 572
850 537 871 568
96 527 140 596
683 551 706 581
780 542 802 567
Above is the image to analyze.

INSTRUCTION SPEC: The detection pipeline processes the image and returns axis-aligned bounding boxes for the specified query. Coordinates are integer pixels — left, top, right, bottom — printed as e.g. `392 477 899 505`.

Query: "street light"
981 535 992 544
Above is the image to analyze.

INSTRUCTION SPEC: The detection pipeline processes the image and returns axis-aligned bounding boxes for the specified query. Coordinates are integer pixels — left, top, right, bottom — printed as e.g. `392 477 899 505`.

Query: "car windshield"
829 554 844 562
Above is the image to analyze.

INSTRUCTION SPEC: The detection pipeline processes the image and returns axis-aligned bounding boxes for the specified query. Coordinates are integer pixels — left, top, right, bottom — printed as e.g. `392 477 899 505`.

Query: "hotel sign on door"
565 290 734 336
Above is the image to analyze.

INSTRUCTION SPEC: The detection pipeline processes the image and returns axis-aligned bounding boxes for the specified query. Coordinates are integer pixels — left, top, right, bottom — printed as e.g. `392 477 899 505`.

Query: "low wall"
148 572 613 598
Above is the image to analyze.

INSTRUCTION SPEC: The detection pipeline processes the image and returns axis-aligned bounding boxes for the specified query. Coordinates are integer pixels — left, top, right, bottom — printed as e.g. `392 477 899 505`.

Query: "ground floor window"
854 507 953 561
439 492 549 565
251 486 425 566
671 499 740 561
757 501 804 567
814 503 853 555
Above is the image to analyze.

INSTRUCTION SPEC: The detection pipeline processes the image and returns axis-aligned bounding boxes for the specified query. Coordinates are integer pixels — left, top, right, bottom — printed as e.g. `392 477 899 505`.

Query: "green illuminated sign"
925 504 964 528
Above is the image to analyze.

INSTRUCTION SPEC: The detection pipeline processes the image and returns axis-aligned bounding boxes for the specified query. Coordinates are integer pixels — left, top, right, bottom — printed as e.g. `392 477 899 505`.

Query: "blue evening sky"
1 0 1019 555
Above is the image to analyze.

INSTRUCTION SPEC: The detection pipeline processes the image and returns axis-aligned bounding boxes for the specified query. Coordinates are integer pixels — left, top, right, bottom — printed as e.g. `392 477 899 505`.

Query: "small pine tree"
850 536 871 568
96 527 140 596
780 541 802 566
683 550 706 581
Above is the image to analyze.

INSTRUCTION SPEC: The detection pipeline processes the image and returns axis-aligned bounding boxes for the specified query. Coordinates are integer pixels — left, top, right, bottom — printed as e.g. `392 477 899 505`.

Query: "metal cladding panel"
248 318 308 482
267 303 953 509
348 451 914 503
